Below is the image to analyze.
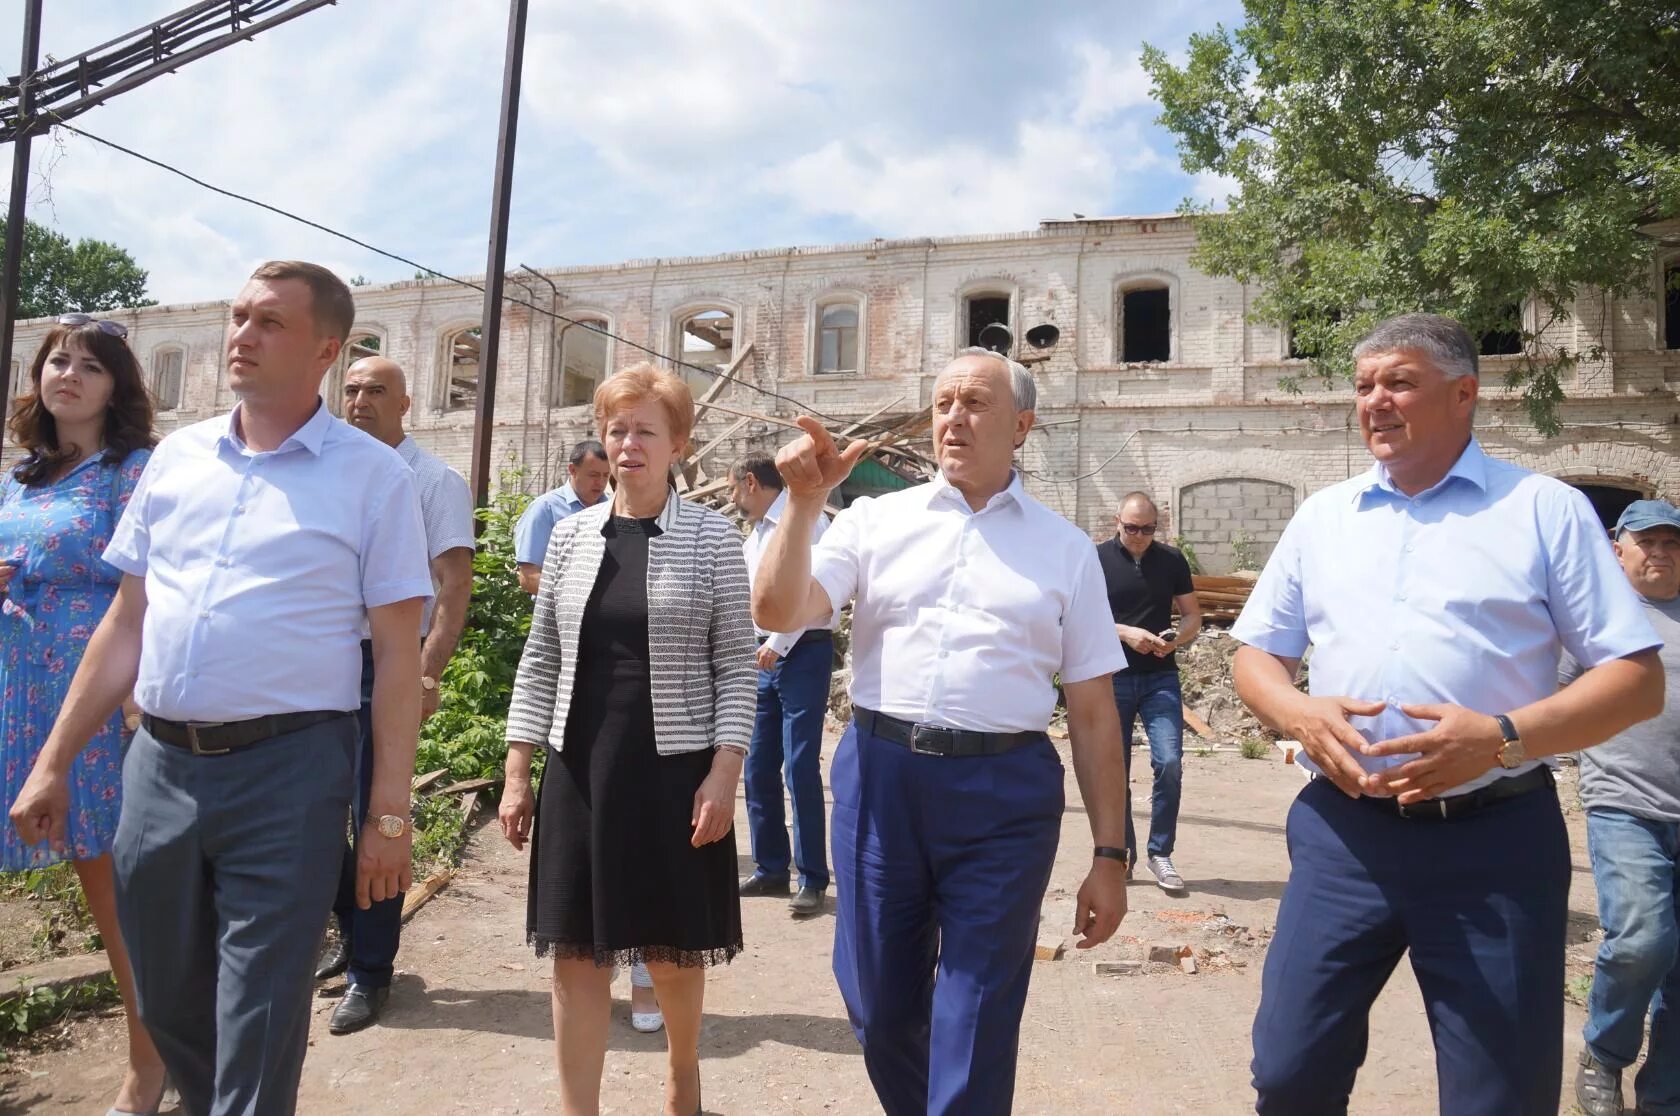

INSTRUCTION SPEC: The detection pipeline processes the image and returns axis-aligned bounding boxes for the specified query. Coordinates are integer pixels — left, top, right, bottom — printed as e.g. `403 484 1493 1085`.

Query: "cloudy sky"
0 0 1241 307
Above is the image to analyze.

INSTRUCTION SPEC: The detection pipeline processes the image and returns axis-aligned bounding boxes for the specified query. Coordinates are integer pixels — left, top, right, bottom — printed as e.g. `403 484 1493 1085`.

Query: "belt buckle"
908 723 950 756
1396 798 1449 820
185 721 230 756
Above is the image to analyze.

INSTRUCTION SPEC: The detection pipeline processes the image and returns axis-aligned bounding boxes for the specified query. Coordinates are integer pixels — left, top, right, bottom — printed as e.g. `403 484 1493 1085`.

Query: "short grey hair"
1350 313 1478 380
951 345 1036 412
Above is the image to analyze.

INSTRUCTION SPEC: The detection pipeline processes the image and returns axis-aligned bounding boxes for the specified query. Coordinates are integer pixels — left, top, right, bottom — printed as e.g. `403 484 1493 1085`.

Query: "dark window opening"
1479 303 1523 356
1570 483 1643 532
1121 287 1170 363
1665 265 1679 351
1287 308 1342 360
965 295 1010 348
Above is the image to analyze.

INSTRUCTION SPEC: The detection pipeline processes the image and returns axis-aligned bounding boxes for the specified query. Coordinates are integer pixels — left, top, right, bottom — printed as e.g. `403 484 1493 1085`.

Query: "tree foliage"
1143 0 1680 434
0 217 154 321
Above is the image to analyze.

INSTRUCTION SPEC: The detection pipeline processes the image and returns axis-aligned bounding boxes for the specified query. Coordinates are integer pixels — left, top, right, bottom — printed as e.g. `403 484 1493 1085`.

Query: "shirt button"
232 505 244 515
939 651 949 659
199 610 211 621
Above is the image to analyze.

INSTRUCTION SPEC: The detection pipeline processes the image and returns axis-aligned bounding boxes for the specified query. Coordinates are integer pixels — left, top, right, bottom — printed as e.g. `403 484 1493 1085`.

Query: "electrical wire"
46 116 916 443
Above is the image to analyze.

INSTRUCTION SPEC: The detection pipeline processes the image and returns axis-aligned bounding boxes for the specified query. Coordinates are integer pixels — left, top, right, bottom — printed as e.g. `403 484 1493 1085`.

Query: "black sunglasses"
1120 523 1157 536
57 313 128 339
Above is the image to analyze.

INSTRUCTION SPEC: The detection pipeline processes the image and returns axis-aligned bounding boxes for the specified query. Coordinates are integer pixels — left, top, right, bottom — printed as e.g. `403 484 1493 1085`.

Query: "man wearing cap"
1569 498 1680 1116
1233 313 1663 1115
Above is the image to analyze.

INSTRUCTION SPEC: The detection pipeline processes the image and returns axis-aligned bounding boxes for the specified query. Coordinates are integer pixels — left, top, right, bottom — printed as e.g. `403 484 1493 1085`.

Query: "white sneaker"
629 961 663 1033
1148 855 1187 893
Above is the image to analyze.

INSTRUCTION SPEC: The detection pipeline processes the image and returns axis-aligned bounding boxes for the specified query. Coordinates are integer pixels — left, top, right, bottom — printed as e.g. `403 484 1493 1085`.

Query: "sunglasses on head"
1120 523 1157 536
57 313 128 339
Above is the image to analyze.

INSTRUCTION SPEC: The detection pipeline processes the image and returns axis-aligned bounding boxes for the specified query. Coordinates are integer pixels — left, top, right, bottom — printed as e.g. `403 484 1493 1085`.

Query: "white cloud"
1072 43 1156 126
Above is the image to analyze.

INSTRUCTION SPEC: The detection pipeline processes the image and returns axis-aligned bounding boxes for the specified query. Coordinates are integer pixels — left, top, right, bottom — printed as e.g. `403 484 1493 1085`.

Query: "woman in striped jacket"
501 362 756 1116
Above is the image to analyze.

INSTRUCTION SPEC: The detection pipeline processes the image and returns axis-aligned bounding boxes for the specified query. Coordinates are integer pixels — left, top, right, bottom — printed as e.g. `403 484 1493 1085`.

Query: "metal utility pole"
469 0 530 512
0 0 43 397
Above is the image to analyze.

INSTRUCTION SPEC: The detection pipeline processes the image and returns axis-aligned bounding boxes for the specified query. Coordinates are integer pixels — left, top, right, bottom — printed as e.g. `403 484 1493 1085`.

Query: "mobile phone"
1158 627 1178 643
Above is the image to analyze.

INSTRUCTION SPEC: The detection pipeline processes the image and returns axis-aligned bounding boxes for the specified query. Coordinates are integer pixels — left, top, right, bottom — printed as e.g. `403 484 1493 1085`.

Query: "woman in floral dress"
0 316 164 1115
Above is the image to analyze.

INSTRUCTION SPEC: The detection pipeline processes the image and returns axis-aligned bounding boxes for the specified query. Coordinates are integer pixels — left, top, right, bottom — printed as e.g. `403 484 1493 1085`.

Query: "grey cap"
1614 499 1680 535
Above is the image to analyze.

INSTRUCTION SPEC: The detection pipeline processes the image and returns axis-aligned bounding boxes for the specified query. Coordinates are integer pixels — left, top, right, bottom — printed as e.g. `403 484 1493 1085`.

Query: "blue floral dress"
0 448 149 868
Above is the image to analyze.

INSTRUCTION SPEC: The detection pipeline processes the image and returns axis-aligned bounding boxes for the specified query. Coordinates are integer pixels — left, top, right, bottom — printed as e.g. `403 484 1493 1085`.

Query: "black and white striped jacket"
505 489 757 756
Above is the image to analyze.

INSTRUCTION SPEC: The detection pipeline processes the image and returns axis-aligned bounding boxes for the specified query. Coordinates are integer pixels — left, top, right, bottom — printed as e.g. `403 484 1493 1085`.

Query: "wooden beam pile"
1192 574 1257 624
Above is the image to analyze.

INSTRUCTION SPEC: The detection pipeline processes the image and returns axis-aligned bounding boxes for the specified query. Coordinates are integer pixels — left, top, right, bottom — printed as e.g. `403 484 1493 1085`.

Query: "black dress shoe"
1574 1048 1623 1116
314 938 349 982
738 873 790 897
328 984 389 1035
789 886 825 917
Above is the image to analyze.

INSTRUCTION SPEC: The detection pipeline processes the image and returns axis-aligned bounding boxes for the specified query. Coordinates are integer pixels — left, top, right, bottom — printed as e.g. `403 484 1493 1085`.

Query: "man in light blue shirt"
10 261 434 1116
1233 313 1664 1116
514 440 610 594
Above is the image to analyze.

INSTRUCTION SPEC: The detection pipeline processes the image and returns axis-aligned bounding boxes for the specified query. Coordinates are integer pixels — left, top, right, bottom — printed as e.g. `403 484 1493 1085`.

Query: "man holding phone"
1095 491 1201 891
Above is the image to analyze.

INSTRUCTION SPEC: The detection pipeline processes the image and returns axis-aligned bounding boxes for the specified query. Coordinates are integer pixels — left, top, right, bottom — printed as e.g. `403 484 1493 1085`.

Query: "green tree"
0 218 154 320
1143 0 1680 434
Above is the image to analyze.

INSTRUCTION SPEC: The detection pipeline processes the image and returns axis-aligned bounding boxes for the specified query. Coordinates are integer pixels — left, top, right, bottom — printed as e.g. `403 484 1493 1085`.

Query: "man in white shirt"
316 356 476 1035
729 454 837 917
753 348 1131 1116
10 261 434 1116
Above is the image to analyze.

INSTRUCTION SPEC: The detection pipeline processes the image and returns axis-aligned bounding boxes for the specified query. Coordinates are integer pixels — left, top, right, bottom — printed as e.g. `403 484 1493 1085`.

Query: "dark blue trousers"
1251 775 1570 1116
832 716 1064 1116
745 634 834 890
330 641 403 989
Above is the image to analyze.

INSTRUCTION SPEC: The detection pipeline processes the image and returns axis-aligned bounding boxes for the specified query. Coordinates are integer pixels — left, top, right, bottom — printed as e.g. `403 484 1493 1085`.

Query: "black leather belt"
854 708 1043 758
142 710 351 756
1353 764 1554 821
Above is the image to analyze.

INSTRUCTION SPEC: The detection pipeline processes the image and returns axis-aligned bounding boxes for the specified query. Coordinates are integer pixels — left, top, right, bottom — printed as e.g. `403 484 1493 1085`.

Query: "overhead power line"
47 116 913 444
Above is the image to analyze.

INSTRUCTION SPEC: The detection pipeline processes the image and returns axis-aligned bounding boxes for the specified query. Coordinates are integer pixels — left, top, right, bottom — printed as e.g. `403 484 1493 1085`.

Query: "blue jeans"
744 635 833 890
1111 670 1183 861
1584 807 1680 1114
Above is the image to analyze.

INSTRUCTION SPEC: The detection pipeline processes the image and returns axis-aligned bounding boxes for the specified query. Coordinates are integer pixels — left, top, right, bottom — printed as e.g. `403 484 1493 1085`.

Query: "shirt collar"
221 400 331 457
1355 437 1487 505
760 488 791 527
396 435 421 465
931 469 1025 514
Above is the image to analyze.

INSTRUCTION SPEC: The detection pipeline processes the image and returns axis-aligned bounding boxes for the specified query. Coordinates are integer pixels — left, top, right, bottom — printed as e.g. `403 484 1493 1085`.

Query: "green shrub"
1239 737 1271 760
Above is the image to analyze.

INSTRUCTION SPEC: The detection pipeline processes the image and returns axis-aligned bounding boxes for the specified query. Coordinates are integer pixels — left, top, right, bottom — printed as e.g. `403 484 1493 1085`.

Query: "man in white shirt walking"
10 261 434 1116
753 348 1131 1115
315 355 475 1035
729 454 837 917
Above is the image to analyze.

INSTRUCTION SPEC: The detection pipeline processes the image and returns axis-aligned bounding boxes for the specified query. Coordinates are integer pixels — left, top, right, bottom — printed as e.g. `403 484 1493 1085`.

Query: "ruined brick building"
9 216 1680 573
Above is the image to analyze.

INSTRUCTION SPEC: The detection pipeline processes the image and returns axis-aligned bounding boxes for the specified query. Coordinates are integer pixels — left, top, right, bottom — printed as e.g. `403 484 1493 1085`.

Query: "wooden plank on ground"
400 867 456 923
438 776 499 796
1182 706 1215 740
412 768 449 793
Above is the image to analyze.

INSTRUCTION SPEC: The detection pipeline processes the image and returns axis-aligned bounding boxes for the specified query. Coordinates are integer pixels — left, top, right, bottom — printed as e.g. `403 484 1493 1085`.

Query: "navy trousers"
744 634 834 890
114 717 356 1116
330 641 403 989
1251 775 1570 1116
832 715 1064 1116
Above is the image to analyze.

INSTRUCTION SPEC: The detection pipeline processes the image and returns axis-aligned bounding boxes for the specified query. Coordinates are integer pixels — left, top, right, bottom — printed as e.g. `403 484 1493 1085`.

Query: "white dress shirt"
811 471 1127 733
744 488 837 656
104 403 434 722
396 436 475 635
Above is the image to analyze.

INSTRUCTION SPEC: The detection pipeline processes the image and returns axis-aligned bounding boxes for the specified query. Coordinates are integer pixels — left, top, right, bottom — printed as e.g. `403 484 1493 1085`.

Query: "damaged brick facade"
10 216 1680 574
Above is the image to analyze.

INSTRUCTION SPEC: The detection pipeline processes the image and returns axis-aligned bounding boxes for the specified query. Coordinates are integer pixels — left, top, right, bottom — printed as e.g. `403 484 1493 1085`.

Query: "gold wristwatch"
375 814 408 839
1493 714 1526 769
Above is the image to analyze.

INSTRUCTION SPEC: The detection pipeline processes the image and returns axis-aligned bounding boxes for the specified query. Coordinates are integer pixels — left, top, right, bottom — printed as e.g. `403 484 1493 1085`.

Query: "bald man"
318 357 475 1033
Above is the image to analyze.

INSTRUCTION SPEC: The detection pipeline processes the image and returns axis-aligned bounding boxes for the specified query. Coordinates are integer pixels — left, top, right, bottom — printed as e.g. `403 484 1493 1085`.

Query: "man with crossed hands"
754 347 1130 1116
1232 313 1663 1115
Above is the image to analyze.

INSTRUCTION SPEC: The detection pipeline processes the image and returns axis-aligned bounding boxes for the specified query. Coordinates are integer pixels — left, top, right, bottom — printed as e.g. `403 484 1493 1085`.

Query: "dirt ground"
0 737 1620 1115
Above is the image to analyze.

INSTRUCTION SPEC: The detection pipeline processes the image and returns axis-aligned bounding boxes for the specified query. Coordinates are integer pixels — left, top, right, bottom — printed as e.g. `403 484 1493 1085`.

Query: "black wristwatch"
1493 713 1527 770
1093 846 1129 865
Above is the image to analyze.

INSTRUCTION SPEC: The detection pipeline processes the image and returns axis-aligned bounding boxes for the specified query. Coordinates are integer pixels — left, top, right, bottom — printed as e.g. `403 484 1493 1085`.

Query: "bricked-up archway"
1566 481 1648 532
1178 478 1297 575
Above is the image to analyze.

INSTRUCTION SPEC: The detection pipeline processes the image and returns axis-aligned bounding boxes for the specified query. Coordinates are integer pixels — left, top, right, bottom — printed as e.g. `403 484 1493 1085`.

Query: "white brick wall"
10 218 1679 538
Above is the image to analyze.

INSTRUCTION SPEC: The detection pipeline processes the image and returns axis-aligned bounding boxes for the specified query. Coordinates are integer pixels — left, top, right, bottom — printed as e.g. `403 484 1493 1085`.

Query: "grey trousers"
113 717 356 1116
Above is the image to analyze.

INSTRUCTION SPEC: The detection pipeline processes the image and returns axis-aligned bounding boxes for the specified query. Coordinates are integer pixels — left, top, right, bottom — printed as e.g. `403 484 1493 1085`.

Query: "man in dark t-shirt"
1094 491 1201 892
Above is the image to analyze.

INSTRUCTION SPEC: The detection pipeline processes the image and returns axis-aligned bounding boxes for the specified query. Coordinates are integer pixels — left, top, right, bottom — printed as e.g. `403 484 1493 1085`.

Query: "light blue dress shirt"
104 404 435 722
1233 439 1660 796
514 482 605 566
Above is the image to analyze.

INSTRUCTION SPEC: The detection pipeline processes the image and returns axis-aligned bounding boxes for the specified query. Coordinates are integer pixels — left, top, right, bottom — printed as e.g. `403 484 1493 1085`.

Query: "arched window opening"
557 318 609 407
817 301 859 375
443 327 481 411
1119 285 1171 363
152 347 185 412
677 308 734 393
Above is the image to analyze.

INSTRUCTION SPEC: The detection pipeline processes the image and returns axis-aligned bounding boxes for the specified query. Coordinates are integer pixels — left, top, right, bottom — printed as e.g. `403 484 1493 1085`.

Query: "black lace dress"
526 514 744 966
